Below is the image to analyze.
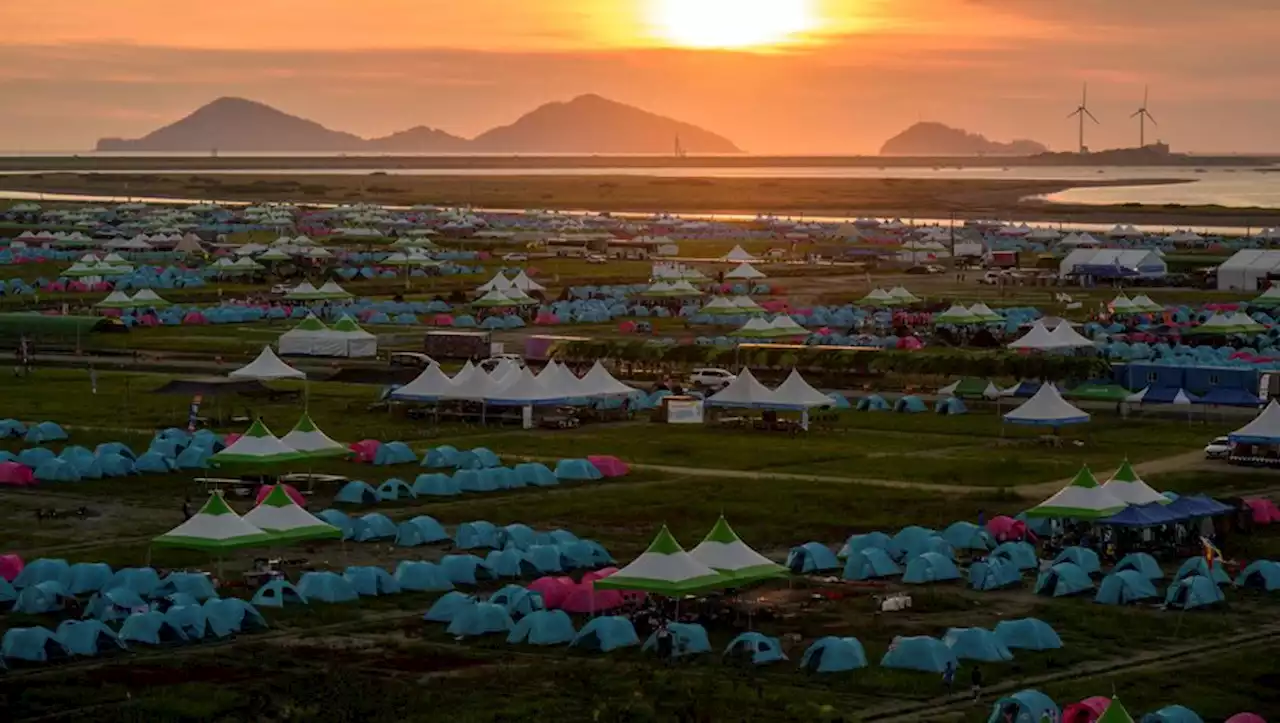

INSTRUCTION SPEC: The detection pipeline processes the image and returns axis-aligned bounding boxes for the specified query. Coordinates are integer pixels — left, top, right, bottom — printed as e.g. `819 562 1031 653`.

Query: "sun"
648 0 818 50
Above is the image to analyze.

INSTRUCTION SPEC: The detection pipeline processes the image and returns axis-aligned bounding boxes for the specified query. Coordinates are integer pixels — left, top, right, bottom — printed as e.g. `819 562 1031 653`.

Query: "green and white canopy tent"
858 288 896 306
152 491 275 552
887 286 920 304
94 290 134 309
1095 698 1135 723
1101 459 1169 506
594 526 728 596
1025 466 1127 519
279 412 348 457
243 486 343 543
211 420 313 466
689 516 788 586
933 304 982 325
967 302 1003 322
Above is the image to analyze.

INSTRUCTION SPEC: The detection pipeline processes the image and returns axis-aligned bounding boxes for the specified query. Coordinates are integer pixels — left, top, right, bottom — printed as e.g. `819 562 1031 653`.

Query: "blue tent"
396 516 450 547
1140 705 1204 723
857 394 889 411
944 627 1013 662
1164 575 1224 610
0 577 16 604
894 395 927 413
85 588 146 622
502 523 536 550
251 579 307 608
555 458 603 481
901 535 956 561
156 572 218 601
470 447 502 468
389 562 452 593
55 620 125 657
942 521 994 551
297 572 359 603
641 623 712 659
421 446 458 468
425 592 477 622
17 447 55 468
446 602 514 637
411 473 460 497
786 542 840 573
935 397 968 415
174 445 211 470
889 526 937 559
454 469 492 493
353 513 398 542
507 609 576 646
1114 552 1164 580
25 421 68 443
903 553 961 584
456 521 503 549
14 581 70 614
724 632 787 666
1096 570 1160 605
570 616 639 652
969 560 1022 591
96 453 136 477
879 635 958 673
557 539 613 569
66 562 114 595
986 690 1060 723
2 627 68 662
1052 547 1101 575
118 611 189 645
1236 559 1280 591
107 567 162 597
1035 563 1094 597
315 509 355 540
133 452 174 474
840 531 892 559
374 442 417 466
490 584 545 617
441 554 492 585
843 548 901 581
480 467 520 490
513 462 558 487
993 619 1062 651
376 478 416 501
992 542 1039 571
164 604 211 640
343 566 401 596
1174 557 1230 585
800 636 867 673
203 598 267 636
485 548 540 579
0 418 27 438
335 480 379 505
35 458 81 482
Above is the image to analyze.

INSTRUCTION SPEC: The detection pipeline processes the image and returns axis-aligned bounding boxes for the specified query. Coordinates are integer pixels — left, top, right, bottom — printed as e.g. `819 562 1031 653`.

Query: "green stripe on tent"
593 573 730 596
646 526 685 555
265 525 343 543
1110 459 1140 483
151 532 276 551
201 493 235 516
703 516 739 545
1068 466 1100 488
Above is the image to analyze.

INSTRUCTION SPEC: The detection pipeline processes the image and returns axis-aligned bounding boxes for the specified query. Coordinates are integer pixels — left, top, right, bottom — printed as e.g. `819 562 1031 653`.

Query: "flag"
1200 536 1223 568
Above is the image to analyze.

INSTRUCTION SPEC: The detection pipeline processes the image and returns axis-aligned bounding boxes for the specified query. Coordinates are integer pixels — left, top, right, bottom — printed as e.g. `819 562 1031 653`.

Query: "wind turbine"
1131 85 1157 148
1066 83 1098 154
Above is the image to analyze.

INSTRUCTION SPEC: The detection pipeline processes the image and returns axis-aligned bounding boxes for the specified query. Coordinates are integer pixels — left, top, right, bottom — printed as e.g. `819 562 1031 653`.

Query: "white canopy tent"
229 346 306 380
1003 384 1090 426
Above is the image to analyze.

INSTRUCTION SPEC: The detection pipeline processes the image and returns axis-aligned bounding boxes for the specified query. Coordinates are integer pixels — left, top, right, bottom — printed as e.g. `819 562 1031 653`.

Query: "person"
942 660 956 692
970 665 983 703
181 498 193 521
655 621 673 661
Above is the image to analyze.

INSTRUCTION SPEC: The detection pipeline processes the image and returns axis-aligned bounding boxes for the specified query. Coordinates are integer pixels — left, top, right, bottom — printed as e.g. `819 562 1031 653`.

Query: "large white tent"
725 262 766 280
1229 399 1280 444
229 346 306 381
1003 384 1090 426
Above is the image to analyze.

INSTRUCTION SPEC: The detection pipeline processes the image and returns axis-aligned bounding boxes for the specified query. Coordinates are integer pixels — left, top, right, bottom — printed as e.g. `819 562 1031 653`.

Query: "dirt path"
1016 450 1216 498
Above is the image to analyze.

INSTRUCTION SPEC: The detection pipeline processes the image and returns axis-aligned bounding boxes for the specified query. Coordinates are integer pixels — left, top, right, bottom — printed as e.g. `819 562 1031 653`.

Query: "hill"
471 94 740 154
95 95 741 154
880 122 1046 157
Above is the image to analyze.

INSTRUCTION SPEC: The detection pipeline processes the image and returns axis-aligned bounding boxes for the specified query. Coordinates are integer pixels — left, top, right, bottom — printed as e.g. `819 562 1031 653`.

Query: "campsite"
0 203 1278 722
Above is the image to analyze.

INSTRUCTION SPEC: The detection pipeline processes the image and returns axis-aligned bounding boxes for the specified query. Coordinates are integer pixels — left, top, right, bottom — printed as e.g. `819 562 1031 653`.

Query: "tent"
251 579 307 608
993 619 1062 651
1004 384 1090 426
1236 559 1280 591
376 478 416 501
424 592 476 622
569 616 639 652
839 531 891 559
1064 697 1114 723
2 627 69 662
489 584 544 616
373 441 417 465
55 620 126 657
1164 575 1224 610
969 559 1021 591
1141 706 1205 723
343 566 401 596
211 420 310 466
987 690 1060 723
944 627 1013 662
335 480 378 505
107 567 162 597
688 515 787 586
296 571 359 603
444 603 513 636
228 346 305 381
1229 400 1280 444
394 561 454 592
1035 562 1095 597
1102 460 1169 506
902 552 961 584
440 554 493 584
942 521 995 551
278 314 335 356
243 485 342 543
554 458 602 481
507 610 576 646
786 542 841 573
800 636 867 673
118 611 188 645
352 513 397 541
879 635 958 673
723 632 787 666
843 548 901 581
395 516 450 547
279 413 347 456
594 526 727 596
1053 546 1102 575
66 562 113 595
1114 552 1164 580
1027 466 1127 519
642 622 712 659
14 581 71 614
13 558 70 588
1174 557 1231 585
1095 570 1160 605
991 541 1039 570
151 492 274 552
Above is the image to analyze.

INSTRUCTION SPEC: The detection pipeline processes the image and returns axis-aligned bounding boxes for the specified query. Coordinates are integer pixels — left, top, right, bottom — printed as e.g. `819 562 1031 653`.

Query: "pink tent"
559 581 626 613
256 483 307 508
1244 498 1280 525
222 433 242 447
1062 697 1111 723
349 439 381 463
67 281 88 292
182 312 207 325
987 515 1032 542
535 313 560 325
897 337 923 350
527 576 576 609
92 282 113 291
586 455 630 478
136 314 159 327
47 281 67 292
0 554 23 582
0 461 35 487
581 567 619 584
618 321 637 334
433 314 454 326
1225 715 1266 723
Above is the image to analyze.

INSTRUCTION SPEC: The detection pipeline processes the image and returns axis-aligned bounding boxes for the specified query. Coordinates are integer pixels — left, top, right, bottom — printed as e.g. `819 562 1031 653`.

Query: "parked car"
1204 436 1233 460
586 254 608 264
688 368 737 391
270 283 292 294
389 352 435 369
502 253 529 262
479 354 526 372
906 264 945 275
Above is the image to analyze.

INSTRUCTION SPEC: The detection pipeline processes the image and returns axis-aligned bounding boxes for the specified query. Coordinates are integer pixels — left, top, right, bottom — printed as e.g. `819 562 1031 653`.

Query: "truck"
423 330 491 360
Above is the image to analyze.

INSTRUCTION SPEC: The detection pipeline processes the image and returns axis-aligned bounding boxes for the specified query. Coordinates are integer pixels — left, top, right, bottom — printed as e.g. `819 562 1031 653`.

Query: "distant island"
96 95 742 155
880 122 1047 156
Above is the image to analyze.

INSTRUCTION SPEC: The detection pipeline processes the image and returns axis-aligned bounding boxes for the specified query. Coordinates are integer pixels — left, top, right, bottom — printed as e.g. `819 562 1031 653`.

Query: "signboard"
666 399 704 424
490 341 505 356
521 405 533 430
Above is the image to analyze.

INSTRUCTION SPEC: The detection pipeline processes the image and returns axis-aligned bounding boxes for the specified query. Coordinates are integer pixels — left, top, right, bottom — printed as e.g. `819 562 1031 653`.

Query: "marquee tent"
1101 460 1169 506
228 346 306 381
688 516 787 586
1229 400 1280 444
390 363 456 402
211 420 310 466
1004 384 1089 426
152 492 274 552
1026 466 1127 519
594 526 727 596
243 486 342 543
279 413 347 456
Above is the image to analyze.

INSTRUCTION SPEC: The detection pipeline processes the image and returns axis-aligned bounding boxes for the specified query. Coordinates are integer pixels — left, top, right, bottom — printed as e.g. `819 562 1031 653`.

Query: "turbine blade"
1082 82 1088 105
1086 109 1099 123
1147 113 1158 125
1067 109 1081 119
1144 85 1150 106
1130 110 1141 118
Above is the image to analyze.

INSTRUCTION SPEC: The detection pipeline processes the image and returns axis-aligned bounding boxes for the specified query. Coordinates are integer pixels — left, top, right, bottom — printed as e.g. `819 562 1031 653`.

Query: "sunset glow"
648 0 818 49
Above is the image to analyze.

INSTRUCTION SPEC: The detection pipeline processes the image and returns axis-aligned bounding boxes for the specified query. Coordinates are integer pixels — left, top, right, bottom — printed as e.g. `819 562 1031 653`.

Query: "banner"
666 399 704 424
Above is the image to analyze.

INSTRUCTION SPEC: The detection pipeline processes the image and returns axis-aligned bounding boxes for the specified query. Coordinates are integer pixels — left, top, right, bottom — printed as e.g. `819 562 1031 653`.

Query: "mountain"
95 94 741 154
471 94 740 154
96 97 367 152
879 122 1047 157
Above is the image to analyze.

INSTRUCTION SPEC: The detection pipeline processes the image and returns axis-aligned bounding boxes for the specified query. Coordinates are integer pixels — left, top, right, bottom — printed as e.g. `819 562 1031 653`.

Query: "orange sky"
2 0 1278 152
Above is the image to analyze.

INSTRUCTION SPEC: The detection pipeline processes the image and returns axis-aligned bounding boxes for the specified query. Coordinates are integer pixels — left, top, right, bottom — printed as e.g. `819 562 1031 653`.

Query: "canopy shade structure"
578 361 636 397
770 369 836 409
1101 460 1170 506
721 245 758 262
476 272 515 293
967 303 1002 322
933 304 981 325
509 270 545 292
1003 384 1090 426
1027 466 1128 519
1007 322 1058 350
152 492 274 552
283 281 326 301
858 288 895 305
243 486 342 543
888 286 920 304
390 362 456 402
130 289 171 308
316 281 353 300
689 516 787 586
212 420 312 465
595 526 728 596
94 290 134 309
472 289 516 308
1046 322 1096 349
724 262 766 280
704 368 781 409
279 413 347 456
229 346 306 381
1229 399 1280 444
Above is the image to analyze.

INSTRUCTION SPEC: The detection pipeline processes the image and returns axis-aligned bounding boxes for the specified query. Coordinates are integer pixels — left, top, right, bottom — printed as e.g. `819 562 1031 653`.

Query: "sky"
2 0 1279 153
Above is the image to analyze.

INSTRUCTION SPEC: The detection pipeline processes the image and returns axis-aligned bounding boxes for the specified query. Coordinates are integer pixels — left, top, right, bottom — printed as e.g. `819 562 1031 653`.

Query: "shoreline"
3 172 1279 227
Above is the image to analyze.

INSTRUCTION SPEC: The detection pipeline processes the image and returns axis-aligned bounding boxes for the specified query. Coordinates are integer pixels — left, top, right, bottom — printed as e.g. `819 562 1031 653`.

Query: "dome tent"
1114 552 1163 580
943 627 1013 662
800 636 867 673
570 616 639 652
1035 563 1095 598
296 571 358 603
507 609 576 646
993 619 1062 651
879 635 958 673
1095 570 1159 606
724 632 787 666
987 690 1061 723
335 480 378 504
446 602 514 637
394 561 454 592
903 552 961 584
1164 575 1224 610
251 579 307 608
641 622 712 659
786 542 840 573
844 548 901 581
424 592 476 622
